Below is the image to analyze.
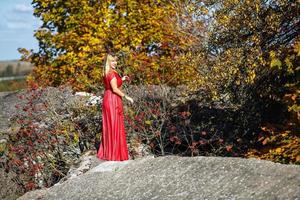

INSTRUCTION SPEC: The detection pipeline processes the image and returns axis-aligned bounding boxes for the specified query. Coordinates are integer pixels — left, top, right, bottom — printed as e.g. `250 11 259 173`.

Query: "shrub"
1 84 101 191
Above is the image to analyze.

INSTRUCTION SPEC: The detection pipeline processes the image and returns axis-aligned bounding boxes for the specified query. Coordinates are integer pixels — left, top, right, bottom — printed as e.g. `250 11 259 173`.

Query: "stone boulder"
18 155 300 200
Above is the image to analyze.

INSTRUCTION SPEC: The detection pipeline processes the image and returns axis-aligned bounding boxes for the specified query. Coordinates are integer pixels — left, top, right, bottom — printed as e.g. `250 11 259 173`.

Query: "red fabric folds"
97 70 129 161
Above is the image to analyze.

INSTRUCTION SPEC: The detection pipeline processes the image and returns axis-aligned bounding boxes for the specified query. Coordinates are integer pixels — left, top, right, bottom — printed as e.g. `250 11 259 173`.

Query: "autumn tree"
202 0 299 102
19 0 203 91
170 0 299 162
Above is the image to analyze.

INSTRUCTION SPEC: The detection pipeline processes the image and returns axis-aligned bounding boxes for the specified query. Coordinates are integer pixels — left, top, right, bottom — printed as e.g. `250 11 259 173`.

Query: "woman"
97 54 134 161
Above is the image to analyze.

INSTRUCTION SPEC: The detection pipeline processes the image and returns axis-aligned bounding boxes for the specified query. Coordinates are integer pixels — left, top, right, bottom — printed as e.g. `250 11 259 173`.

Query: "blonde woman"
97 54 133 161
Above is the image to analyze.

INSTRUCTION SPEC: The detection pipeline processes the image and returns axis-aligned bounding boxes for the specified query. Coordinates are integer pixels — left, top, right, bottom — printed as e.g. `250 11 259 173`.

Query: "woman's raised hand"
121 75 130 81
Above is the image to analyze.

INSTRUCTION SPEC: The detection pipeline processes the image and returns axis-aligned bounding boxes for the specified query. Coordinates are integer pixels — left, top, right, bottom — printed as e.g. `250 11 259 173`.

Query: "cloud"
0 2 38 30
6 21 32 29
14 4 32 13
3 5 37 30
3 13 33 30
0 1 39 60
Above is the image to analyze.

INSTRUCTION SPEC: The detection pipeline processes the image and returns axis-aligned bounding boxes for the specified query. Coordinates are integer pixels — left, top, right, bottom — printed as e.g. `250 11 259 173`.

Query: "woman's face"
110 58 117 69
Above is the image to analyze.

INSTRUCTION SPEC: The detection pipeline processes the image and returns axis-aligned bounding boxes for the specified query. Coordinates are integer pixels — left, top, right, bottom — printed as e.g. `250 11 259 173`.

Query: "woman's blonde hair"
103 54 116 76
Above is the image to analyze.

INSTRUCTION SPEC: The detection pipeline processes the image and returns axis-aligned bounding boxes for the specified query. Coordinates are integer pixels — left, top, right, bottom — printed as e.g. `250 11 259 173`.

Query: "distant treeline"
0 61 33 77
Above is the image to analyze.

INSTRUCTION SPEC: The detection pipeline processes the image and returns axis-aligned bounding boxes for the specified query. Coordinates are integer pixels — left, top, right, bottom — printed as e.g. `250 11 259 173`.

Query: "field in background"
0 60 33 77
0 78 27 92
0 60 32 91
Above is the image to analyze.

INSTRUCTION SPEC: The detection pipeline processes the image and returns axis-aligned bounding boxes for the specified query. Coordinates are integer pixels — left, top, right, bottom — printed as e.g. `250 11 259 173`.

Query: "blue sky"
0 0 41 61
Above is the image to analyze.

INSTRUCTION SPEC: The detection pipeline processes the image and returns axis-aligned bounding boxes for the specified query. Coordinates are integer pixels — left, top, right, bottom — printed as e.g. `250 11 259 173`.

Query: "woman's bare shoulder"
105 70 115 76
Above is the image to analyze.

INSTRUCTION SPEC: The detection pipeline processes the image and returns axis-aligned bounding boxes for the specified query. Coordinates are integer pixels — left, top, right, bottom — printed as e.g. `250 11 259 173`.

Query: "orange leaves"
179 111 191 119
169 135 181 144
27 0 199 90
25 181 37 191
12 158 23 166
226 145 233 152
247 120 300 164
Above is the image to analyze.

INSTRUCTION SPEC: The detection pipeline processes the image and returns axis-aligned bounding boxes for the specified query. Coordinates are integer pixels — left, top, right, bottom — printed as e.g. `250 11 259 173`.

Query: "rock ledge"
18 155 300 200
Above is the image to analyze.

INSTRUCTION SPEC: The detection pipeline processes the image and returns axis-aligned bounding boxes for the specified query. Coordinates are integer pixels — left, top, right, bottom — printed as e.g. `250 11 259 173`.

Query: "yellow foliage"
246 119 300 164
270 58 282 68
23 0 195 90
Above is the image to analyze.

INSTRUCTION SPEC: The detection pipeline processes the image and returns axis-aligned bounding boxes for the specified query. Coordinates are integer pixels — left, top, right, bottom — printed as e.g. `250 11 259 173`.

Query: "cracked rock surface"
18 155 300 200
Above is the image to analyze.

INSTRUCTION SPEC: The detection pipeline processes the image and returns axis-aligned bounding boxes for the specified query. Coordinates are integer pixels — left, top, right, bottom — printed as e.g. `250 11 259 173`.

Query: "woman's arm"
110 77 125 97
110 77 134 103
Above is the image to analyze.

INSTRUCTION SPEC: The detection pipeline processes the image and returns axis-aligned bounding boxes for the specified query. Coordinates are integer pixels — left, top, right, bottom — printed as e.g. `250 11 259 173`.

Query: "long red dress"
97 70 129 161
